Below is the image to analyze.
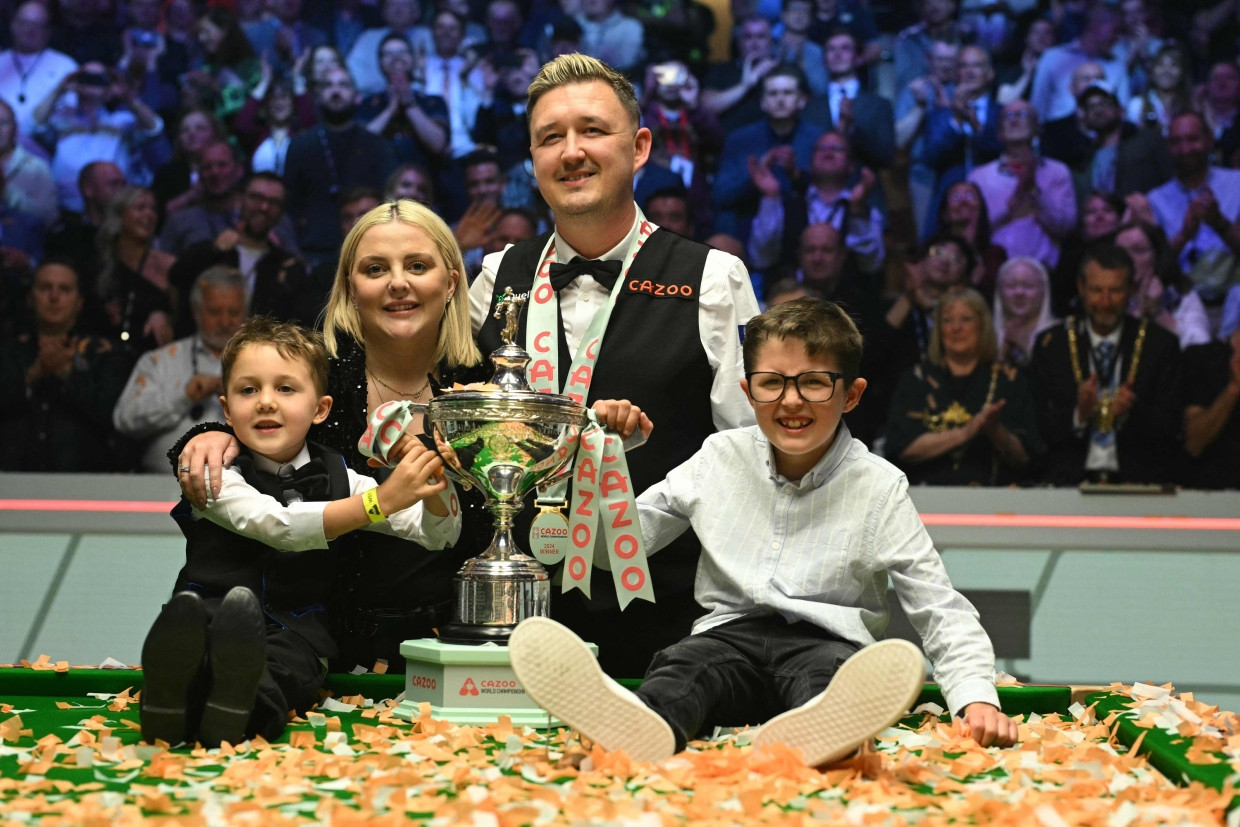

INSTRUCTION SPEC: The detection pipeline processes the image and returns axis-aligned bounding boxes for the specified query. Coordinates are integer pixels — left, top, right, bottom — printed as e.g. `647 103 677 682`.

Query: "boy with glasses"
509 298 1017 764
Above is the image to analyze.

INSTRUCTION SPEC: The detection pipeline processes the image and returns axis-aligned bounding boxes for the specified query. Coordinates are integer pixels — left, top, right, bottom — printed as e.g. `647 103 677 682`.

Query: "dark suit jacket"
1027 316 1183 485
920 98 1003 236
1067 124 1173 204
804 90 895 170
168 240 322 336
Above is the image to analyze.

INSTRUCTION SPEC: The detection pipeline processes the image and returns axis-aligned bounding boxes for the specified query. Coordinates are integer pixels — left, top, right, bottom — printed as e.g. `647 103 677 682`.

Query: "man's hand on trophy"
591 399 654 445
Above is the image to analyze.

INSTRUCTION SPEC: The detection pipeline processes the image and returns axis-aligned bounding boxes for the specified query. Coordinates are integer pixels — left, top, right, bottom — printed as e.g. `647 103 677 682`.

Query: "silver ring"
178 465 191 473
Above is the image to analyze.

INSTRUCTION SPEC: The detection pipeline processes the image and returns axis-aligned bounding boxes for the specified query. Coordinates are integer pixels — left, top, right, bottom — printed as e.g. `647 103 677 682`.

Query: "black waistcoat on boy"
477 228 716 676
170 440 349 658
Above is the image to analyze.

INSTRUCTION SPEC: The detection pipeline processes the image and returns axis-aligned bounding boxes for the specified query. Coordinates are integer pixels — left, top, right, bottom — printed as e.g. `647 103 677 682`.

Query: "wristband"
362 487 386 523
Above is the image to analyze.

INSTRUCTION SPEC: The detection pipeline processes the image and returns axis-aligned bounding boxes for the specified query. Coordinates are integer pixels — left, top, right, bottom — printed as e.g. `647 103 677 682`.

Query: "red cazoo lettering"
410 675 437 690
626 280 695 299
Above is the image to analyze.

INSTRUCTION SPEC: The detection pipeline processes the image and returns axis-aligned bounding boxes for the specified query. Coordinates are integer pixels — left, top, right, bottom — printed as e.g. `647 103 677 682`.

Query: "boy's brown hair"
221 316 330 397
742 298 863 382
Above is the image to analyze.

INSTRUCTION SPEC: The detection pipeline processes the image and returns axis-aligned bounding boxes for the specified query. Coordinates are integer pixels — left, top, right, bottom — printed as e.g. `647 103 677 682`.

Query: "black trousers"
194 601 326 742
634 613 860 752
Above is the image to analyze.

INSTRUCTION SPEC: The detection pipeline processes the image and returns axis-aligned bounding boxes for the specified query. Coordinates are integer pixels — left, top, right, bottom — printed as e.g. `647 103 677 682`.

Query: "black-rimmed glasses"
745 371 846 403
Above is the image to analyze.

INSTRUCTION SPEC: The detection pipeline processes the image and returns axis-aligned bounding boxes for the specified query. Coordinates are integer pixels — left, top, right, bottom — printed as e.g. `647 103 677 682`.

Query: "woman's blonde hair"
95 185 154 299
929 286 998 366
321 199 481 369
993 256 1057 351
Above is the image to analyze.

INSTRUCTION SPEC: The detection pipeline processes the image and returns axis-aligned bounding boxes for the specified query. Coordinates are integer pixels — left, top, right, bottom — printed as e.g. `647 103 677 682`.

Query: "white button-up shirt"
635 422 1001 715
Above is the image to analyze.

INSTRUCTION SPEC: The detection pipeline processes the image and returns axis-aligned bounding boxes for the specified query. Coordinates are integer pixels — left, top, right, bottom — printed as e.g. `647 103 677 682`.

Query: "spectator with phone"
30 61 164 213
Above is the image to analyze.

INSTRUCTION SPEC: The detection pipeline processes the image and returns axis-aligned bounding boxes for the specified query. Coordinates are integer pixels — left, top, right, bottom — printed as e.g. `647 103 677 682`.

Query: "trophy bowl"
426 339 587 644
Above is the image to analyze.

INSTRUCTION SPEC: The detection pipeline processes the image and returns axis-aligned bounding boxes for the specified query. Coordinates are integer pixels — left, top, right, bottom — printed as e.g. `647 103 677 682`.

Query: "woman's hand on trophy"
591 399 654 443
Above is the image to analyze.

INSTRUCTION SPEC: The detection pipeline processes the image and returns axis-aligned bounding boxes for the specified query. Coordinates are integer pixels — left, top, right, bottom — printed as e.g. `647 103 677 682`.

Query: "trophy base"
452 554 551 628
394 637 596 727
436 621 517 645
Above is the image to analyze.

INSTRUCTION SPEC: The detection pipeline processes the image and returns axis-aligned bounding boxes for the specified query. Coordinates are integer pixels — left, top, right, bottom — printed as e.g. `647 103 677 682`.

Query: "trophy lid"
431 286 585 420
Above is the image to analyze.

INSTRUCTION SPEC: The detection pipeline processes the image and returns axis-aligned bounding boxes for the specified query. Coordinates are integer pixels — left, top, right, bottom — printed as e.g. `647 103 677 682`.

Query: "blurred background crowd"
1 0 1238 489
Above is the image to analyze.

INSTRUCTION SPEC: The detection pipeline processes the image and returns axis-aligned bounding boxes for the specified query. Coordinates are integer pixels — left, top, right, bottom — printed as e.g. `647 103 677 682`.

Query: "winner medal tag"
530 504 570 566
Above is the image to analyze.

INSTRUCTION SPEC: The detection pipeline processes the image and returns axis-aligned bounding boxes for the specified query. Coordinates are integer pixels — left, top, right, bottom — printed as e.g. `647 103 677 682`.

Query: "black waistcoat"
170 440 349 656
476 229 717 608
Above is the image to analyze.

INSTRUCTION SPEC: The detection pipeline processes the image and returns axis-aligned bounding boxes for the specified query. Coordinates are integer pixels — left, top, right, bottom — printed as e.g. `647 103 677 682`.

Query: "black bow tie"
547 257 623 291
277 458 330 502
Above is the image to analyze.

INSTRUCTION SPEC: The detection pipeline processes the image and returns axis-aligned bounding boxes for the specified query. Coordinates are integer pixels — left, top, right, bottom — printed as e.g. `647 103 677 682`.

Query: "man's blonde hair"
320 200 481 369
527 53 641 132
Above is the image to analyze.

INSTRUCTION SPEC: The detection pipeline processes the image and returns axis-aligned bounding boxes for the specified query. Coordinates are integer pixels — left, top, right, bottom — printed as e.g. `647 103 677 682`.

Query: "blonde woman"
886 286 1044 485
172 200 487 669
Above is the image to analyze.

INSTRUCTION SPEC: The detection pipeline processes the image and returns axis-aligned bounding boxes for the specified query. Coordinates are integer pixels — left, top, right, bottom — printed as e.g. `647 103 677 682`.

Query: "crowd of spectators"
0 0 1238 489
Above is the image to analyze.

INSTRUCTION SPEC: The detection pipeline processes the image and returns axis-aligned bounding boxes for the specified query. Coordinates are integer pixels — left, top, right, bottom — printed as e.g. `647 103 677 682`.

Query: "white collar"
251 444 312 475
552 209 642 262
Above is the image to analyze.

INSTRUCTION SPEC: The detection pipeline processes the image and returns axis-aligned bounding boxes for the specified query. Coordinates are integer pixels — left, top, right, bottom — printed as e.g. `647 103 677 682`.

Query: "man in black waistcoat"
143 317 457 747
469 53 761 678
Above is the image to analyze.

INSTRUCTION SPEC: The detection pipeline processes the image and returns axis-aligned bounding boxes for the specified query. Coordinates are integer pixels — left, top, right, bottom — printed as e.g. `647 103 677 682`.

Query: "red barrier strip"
1 501 1239 530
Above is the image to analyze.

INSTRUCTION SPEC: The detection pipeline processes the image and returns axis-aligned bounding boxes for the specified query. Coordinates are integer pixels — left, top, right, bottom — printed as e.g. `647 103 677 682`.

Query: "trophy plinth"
425 288 585 644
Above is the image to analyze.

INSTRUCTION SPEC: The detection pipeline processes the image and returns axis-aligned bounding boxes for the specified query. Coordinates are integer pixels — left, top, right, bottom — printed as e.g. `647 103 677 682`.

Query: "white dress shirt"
635 422 1001 716
470 212 760 432
0 47 78 138
194 444 459 552
113 336 226 472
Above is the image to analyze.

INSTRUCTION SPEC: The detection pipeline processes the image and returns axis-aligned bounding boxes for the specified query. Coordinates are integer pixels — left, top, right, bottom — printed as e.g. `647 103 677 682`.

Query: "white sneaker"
753 638 924 767
508 617 675 762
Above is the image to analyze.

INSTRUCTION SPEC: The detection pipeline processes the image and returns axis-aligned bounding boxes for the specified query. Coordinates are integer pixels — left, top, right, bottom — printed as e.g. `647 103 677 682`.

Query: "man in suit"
1066 80 1172 205
1028 241 1182 485
921 45 1003 237
804 28 895 171
167 173 319 334
713 65 819 239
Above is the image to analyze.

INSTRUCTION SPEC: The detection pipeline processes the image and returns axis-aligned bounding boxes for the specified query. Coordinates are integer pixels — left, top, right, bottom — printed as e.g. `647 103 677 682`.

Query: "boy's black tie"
547 257 623 291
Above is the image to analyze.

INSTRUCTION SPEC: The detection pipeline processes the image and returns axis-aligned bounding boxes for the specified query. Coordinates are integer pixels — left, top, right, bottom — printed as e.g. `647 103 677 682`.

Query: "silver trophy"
427 289 586 643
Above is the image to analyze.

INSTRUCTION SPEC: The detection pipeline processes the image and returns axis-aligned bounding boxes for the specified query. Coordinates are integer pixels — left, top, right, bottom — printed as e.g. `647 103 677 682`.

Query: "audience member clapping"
1114 220 1211 348
748 129 884 280
1146 112 1240 305
969 99 1076 269
886 285 1043 485
0 260 131 472
937 180 1006 299
359 33 450 166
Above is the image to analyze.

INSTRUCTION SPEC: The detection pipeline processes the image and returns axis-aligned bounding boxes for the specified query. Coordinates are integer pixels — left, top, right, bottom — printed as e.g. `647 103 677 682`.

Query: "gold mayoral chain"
923 362 1001 433
1065 316 1148 434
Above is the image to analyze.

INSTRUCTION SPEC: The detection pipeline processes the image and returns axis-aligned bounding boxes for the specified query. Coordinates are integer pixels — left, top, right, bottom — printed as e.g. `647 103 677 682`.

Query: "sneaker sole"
753 638 924 767
199 588 267 748
140 592 207 746
508 617 675 762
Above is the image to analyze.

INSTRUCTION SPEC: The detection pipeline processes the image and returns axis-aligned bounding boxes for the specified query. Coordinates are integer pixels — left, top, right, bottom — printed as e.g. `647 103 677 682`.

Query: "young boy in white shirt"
142 317 457 748
509 298 1019 764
